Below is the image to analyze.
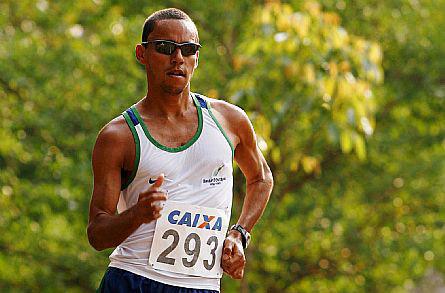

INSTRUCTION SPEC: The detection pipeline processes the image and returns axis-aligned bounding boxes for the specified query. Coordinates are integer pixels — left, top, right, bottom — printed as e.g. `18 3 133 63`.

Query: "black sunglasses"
142 40 201 56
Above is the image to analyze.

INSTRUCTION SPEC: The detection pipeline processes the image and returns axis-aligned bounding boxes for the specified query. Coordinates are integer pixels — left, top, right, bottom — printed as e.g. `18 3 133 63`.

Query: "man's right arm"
87 117 166 251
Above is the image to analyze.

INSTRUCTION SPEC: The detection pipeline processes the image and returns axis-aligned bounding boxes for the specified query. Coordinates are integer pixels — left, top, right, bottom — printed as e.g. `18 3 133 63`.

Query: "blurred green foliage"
0 0 444 292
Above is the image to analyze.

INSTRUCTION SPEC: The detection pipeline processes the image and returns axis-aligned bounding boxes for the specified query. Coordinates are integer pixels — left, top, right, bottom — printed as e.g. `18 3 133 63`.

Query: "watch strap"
229 224 250 249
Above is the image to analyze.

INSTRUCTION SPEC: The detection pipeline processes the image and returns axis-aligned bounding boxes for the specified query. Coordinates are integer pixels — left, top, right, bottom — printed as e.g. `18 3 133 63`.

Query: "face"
136 19 199 95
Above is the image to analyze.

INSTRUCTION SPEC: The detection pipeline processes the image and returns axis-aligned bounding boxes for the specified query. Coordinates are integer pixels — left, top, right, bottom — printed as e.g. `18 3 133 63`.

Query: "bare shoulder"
207 98 255 148
207 98 248 125
96 115 131 145
93 115 133 165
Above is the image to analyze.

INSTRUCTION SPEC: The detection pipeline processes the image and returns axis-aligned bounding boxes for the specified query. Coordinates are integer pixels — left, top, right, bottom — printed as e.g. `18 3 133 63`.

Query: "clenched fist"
133 174 167 224
221 230 246 279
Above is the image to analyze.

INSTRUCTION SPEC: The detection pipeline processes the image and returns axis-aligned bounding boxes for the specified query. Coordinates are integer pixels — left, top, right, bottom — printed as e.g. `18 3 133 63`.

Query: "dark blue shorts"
98 267 219 293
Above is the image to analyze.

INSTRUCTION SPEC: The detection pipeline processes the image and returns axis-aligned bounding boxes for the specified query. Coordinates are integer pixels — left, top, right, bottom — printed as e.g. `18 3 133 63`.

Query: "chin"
161 85 185 95
161 82 190 95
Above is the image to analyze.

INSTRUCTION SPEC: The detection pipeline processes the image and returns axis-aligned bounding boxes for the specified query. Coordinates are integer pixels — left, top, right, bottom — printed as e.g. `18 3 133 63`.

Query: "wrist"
128 204 144 226
228 224 251 249
227 229 243 240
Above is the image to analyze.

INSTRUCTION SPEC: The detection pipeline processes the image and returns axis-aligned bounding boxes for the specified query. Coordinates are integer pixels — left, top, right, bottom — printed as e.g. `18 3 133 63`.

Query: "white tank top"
109 93 234 291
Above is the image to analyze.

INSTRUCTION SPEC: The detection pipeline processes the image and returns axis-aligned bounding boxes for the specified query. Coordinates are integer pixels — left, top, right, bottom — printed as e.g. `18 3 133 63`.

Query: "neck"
141 86 193 117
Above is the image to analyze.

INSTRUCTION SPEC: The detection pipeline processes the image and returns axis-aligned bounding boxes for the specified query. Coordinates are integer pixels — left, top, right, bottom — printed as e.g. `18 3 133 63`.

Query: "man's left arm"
221 109 274 279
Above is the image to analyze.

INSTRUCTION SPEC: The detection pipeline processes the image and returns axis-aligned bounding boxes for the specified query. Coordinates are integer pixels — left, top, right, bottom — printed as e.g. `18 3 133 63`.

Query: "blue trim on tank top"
194 93 208 109
126 108 139 126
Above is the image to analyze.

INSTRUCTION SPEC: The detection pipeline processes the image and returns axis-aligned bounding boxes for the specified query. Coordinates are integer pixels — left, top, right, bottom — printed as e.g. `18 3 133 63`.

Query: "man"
87 8 273 293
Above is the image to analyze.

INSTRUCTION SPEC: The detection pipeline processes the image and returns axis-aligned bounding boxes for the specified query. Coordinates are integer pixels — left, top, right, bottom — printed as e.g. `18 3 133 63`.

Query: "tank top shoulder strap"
121 107 141 190
192 93 235 157
124 107 140 126
193 92 209 109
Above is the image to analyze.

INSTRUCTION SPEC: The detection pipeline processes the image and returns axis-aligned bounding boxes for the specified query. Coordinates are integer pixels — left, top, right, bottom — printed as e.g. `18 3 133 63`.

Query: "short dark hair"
141 8 199 43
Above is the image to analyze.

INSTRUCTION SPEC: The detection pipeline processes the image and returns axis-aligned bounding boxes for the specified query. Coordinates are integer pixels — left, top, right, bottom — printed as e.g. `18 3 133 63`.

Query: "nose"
170 47 184 64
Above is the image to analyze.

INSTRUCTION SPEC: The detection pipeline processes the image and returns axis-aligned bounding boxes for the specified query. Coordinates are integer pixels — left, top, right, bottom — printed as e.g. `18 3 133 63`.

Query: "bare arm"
232 110 274 232
224 110 274 278
87 118 166 251
212 101 273 279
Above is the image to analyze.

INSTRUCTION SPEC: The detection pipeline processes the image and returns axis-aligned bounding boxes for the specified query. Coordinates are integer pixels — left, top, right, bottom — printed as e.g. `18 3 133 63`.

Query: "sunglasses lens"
181 44 199 56
155 41 176 55
152 41 199 56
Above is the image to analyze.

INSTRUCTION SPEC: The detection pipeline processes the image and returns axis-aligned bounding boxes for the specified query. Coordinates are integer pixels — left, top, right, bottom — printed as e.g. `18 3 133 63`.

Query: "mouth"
166 69 186 78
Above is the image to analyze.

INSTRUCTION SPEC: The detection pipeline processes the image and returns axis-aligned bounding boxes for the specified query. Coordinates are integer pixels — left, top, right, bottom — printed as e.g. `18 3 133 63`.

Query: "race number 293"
149 201 229 278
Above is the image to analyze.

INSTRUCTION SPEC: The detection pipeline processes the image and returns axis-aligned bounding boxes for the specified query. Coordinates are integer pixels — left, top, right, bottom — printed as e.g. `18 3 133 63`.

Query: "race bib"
149 201 229 278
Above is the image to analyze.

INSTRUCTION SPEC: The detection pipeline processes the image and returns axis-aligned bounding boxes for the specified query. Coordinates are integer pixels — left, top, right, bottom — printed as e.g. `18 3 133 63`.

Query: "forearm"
87 207 142 251
236 170 273 232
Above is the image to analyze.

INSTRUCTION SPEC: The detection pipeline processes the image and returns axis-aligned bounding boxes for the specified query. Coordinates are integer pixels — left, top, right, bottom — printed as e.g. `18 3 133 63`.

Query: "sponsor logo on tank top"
148 176 173 185
202 164 227 187
148 177 172 194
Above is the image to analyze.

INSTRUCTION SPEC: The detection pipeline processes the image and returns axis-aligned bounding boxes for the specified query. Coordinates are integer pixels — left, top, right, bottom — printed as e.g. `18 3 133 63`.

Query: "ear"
135 44 147 65
194 51 199 69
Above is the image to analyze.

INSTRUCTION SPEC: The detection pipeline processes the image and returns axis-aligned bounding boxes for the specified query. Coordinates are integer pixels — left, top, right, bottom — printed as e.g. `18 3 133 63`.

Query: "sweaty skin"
87 19 273 280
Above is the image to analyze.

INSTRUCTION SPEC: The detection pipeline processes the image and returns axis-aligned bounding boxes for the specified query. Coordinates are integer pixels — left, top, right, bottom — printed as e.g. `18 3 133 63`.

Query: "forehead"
149 19 198 43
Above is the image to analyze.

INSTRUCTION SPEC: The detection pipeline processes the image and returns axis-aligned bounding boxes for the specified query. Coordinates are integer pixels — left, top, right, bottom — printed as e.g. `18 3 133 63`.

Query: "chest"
145 115 198 148
136 114 233 187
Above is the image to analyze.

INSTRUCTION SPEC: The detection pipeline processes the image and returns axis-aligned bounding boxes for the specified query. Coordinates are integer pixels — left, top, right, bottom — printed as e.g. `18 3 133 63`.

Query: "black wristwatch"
229 224 251 249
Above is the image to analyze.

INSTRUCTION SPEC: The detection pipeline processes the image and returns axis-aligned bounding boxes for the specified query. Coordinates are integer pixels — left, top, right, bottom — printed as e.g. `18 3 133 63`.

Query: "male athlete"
87 8 273 292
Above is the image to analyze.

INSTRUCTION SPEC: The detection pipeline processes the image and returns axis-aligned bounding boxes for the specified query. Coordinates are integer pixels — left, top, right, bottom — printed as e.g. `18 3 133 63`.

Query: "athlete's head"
141 8 199 44
136 8 200 96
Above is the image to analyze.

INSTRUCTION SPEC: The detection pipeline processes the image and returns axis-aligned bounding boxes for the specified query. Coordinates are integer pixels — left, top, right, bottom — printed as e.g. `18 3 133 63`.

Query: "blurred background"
0 0 444 292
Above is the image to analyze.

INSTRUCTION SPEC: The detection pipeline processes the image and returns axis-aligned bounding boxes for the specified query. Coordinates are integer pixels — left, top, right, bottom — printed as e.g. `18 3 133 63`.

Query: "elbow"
268 173 274 191
249 164 274 193
87 223 106 251
266 171 274 196
264 165 274 191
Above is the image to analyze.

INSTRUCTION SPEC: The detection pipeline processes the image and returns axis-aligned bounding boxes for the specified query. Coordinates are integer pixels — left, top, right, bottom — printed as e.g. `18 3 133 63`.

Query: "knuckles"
134 196 165 224
138 191 167 203
221 249 246 279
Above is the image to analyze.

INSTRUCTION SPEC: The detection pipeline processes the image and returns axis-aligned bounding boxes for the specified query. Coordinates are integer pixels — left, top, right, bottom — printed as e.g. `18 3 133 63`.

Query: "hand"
133 174 167 224
221 230 246 279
